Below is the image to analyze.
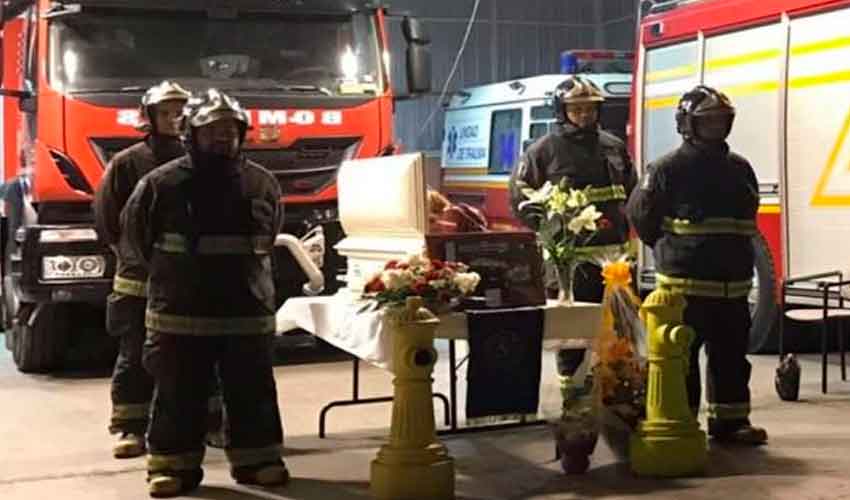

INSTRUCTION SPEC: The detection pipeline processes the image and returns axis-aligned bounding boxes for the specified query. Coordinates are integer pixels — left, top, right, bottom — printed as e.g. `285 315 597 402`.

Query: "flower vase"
552 422 598 474
555 262 577 305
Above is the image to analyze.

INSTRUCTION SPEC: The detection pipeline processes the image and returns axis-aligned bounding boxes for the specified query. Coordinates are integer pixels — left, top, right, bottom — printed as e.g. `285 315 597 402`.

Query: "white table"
276 292 603 436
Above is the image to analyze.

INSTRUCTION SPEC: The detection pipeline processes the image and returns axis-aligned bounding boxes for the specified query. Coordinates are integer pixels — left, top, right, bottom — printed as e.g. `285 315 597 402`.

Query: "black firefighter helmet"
137 80 191 134
552 75 606 124
675 85 736 143
183 88 252 142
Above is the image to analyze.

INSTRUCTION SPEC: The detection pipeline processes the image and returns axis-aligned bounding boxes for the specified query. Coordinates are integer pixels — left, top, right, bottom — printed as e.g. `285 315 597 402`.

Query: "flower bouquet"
516 178 605 304
362 253 481 315
590 260 648 461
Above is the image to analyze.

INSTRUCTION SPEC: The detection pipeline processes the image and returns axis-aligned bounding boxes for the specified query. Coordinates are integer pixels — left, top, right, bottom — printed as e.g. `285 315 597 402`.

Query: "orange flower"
602 261 632 288
607 338 633 361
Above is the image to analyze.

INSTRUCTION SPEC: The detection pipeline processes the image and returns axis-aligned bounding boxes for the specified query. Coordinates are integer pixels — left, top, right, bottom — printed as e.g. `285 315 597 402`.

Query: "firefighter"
123 89 288 497
94 81 193 459
509 75 637 376
626 85 767 445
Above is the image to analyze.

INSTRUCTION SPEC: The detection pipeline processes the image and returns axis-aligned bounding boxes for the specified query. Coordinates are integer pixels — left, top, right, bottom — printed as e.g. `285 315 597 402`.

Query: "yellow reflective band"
585 184 626 204
147 451 205 472
645 64 698 83
662 217 757 236
574 242 630 256
225 444 283 467
154 233 274 255
146 311 276 335
706 402 751 420
645 95 680 110
112 402 151 420
656 273 752 299
113 275 147 298
704 48 781 72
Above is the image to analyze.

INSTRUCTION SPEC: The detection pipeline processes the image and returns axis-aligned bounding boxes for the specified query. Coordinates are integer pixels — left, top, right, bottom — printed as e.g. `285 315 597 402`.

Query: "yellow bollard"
629 288 707 477
370 297 455 500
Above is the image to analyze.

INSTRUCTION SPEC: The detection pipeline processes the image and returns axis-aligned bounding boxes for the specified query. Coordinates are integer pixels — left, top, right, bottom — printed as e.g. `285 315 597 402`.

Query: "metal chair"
781 271 850 394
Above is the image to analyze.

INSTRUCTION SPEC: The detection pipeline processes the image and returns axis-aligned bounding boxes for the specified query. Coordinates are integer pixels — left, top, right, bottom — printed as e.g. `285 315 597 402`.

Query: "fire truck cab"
0 0 432 372
632 0 850 352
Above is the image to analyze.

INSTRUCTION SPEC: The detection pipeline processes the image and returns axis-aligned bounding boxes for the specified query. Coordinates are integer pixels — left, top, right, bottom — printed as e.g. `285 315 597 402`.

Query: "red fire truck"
631 0 850 352
0 0 431 372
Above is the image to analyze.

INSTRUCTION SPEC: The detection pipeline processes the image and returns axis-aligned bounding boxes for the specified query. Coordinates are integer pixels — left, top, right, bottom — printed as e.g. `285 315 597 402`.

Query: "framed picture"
426 232 546 308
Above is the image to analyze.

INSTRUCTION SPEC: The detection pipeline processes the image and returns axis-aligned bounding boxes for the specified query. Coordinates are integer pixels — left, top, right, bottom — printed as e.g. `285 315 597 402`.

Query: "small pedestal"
370 297 455 500
630 289 707 477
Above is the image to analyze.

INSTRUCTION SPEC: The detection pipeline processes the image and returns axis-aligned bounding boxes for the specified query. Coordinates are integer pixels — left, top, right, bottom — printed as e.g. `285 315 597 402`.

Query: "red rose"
412 279 428 294
365 276 386 293
425 270 442 281
384 260 399 270
598 218 612 230
431 259 444 270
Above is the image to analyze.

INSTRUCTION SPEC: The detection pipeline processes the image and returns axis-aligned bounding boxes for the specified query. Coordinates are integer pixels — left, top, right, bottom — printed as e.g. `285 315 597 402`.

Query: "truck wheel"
748 233 778 353
12 303 69 373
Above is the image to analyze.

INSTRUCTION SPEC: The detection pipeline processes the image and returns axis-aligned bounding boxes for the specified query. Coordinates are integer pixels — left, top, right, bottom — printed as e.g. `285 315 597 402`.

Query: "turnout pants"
108 294 154 435
683 295 752 435
143 333 283 479
108 295 225 436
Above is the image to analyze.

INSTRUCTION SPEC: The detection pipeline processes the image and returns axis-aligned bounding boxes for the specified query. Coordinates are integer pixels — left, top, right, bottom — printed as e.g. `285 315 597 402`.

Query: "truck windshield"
48 10 383 96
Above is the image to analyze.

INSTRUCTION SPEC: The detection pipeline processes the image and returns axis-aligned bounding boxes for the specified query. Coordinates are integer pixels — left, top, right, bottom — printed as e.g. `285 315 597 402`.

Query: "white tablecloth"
276 292 603 372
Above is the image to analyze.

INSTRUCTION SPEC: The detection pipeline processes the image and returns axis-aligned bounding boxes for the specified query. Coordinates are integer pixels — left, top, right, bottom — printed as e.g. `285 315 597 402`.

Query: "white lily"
518 181 555 211
567 205 603 234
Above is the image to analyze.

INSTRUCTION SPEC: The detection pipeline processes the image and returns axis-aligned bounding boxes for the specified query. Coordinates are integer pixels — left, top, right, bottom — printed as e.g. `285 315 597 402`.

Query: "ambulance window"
530 122 548 141
489 109 522 174
531 105 555 121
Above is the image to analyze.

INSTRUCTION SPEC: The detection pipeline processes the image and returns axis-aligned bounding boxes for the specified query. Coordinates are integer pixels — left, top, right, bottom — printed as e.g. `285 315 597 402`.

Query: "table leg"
318 355 452 438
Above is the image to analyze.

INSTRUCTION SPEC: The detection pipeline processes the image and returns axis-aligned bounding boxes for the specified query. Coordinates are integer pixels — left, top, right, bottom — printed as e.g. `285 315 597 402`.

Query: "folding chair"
781 271 850 394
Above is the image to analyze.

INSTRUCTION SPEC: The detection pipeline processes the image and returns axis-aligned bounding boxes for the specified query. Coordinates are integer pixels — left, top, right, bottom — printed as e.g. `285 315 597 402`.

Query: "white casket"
334 152 428 292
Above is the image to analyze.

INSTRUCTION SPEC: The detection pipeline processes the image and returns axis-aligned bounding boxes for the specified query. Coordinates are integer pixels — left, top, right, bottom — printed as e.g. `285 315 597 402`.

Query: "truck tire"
748 233 778 353
12 303 69 373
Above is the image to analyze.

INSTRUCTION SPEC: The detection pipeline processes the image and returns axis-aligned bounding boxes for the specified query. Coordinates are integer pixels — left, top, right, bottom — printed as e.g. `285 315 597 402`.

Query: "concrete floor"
3 335 850 500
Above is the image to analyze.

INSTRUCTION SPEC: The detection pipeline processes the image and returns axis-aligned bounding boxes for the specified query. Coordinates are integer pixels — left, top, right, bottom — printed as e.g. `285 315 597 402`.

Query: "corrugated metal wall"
387 0 638 154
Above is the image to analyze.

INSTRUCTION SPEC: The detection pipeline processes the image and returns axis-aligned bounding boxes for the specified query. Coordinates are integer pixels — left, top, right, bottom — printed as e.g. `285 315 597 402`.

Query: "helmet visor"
693 112 733 142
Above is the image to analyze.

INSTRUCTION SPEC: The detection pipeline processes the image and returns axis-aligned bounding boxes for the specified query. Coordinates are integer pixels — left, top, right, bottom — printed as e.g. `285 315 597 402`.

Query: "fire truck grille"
91 137 361 196
244 137 361 196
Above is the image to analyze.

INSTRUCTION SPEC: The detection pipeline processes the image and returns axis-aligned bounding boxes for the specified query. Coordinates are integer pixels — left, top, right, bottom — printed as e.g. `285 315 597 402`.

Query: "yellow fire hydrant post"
370 297 455 500
630 288 707 477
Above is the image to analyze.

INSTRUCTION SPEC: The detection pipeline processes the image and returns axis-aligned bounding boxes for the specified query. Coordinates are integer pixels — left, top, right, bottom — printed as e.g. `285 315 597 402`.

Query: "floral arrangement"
591 261 648 455
362 253 481 313
552 260 647 471
517 178 605 268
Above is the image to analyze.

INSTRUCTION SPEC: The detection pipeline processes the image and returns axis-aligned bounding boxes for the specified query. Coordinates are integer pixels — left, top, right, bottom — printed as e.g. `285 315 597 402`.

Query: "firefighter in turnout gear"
123 89 288 497
626 85 768 445
509 75 637 377
94 81 192 459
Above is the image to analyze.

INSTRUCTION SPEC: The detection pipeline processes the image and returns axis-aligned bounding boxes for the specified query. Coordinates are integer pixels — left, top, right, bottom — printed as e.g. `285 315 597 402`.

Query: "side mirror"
402 17 431 95
402 17 429 45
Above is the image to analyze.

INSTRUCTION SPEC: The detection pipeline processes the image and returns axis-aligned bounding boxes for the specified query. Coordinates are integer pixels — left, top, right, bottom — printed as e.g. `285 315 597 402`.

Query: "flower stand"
370 297 455 500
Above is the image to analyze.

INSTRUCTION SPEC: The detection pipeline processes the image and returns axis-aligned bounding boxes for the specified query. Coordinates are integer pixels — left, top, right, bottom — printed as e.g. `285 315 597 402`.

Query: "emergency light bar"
560 50 634 75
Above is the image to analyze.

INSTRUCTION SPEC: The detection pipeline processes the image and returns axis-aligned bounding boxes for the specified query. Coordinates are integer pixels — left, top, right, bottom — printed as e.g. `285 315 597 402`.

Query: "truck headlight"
42 255 106 280
39 228 99 243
